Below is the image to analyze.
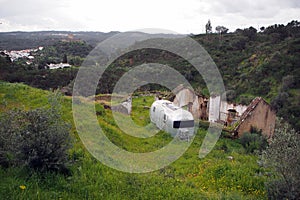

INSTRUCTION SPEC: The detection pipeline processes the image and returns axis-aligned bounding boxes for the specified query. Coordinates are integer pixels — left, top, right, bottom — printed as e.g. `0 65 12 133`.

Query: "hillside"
0 82 270 199
0 31 118 50
193 23 300 130
0 20 299 131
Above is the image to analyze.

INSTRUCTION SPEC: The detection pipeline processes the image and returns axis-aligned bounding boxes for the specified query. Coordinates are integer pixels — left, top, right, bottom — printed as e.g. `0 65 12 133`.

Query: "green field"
0 82 268 199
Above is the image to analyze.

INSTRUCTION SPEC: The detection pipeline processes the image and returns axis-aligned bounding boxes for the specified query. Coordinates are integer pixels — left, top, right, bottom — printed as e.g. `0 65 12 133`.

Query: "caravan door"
158 110 166 130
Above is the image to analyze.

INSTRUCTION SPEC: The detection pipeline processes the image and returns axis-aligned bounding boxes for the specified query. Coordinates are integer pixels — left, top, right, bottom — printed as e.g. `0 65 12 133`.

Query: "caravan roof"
152 100 193 121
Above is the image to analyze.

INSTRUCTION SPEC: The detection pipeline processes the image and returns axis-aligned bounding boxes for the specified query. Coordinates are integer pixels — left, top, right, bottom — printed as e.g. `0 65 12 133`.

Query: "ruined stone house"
111 96 132 115
171 85 208 120
208 96 276 138
95 94 132 115
208 95 248 126
170 85 276 138
233 97 276 138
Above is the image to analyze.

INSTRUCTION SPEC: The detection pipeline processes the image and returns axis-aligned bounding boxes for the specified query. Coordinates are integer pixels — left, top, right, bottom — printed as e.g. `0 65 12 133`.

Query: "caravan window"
173 120 194 128
163 114 167 122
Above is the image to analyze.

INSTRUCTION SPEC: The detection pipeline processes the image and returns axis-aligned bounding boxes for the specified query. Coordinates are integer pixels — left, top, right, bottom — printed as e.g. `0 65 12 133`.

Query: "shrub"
0 110 22 167
282 75 295 90
266 179 296 200
261 122 300 200
0 93 71 172
95 103 105 116
239 128 268 154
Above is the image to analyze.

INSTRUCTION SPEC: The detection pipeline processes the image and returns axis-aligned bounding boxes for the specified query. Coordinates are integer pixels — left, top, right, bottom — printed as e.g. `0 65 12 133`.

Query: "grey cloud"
220 0 300 13
286 0 300 8
0 0 67 18
197 0 300 19
0 0 299 32
0 0 83 31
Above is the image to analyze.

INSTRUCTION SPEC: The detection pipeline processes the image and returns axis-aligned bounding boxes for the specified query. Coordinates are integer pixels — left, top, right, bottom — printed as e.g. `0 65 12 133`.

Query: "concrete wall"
208 96 221 122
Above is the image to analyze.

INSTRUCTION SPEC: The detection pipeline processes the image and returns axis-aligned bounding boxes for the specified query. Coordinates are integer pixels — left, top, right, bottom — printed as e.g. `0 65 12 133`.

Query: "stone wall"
236 100 276 138
172 87 208 120
96 95 132 115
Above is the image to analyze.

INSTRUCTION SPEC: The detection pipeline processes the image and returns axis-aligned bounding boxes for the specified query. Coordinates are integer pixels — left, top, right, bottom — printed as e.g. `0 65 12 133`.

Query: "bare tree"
205 20 212 34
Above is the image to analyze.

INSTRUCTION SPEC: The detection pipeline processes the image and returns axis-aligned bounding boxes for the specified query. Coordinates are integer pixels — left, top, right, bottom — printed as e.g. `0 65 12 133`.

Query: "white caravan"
150 100 195 139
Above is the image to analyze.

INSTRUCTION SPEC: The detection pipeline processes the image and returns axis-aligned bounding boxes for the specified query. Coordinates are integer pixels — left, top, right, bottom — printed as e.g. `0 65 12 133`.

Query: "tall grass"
0 82 268 199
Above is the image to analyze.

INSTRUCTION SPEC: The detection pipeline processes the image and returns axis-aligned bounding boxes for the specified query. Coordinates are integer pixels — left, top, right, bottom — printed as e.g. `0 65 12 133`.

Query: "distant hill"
0 31 119 50
0 30 180 50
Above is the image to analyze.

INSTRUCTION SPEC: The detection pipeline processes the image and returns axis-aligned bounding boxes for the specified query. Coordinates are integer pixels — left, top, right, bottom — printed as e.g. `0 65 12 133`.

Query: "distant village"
0 48 71 70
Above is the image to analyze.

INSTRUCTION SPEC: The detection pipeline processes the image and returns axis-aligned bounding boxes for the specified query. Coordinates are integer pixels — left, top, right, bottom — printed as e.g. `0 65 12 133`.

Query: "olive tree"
261 122 300 199
0 93 71 172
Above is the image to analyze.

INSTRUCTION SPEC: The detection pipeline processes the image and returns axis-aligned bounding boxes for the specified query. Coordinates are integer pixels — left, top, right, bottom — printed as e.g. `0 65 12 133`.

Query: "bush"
95 103 105 116
0 93 71 172
0 110 21 167
261 122 300 200
239 128 268 154
282 75 295 90
266 179 297 200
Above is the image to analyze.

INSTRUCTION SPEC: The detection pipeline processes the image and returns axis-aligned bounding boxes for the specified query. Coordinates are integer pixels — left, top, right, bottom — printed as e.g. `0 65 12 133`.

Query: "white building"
47 63 71 70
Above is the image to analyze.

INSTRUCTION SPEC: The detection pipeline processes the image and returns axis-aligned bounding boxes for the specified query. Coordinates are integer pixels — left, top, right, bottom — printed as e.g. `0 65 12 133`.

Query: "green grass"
0 82 268 199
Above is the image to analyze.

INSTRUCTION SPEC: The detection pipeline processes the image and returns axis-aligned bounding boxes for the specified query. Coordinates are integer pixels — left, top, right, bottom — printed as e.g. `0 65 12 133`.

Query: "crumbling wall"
219 103 247 121
208 95 221 122
98 95 132 115
173 88 197 117
173 88 195 107
209 95 248 124
198 96 208 120
236 100 276 138
111 97 132 115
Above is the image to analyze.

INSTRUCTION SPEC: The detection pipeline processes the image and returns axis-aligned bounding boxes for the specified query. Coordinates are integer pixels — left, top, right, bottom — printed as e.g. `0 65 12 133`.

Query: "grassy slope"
0 82 268 199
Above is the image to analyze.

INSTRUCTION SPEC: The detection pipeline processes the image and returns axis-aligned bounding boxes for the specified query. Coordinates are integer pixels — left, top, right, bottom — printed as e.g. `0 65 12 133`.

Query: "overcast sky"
0 0 299 34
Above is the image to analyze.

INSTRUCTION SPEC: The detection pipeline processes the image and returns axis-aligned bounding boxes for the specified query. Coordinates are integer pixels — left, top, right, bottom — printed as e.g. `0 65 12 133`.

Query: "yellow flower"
19 185 26 190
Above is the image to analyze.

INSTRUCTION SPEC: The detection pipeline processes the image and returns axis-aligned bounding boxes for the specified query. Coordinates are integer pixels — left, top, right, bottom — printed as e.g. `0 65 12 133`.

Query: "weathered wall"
173 88 198 118
236 101 276 138
95 94 126 103
219 102 248 121
111 97 132 115
172 88 208 120
198 97 208 120
208 96 221 122
99 95 132 115
173 88 195 108
111 103 131 115
209 95 248 124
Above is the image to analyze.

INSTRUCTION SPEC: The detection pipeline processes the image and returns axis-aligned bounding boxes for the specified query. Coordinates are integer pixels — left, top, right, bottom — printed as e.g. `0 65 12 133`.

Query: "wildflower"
19 185 26 190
